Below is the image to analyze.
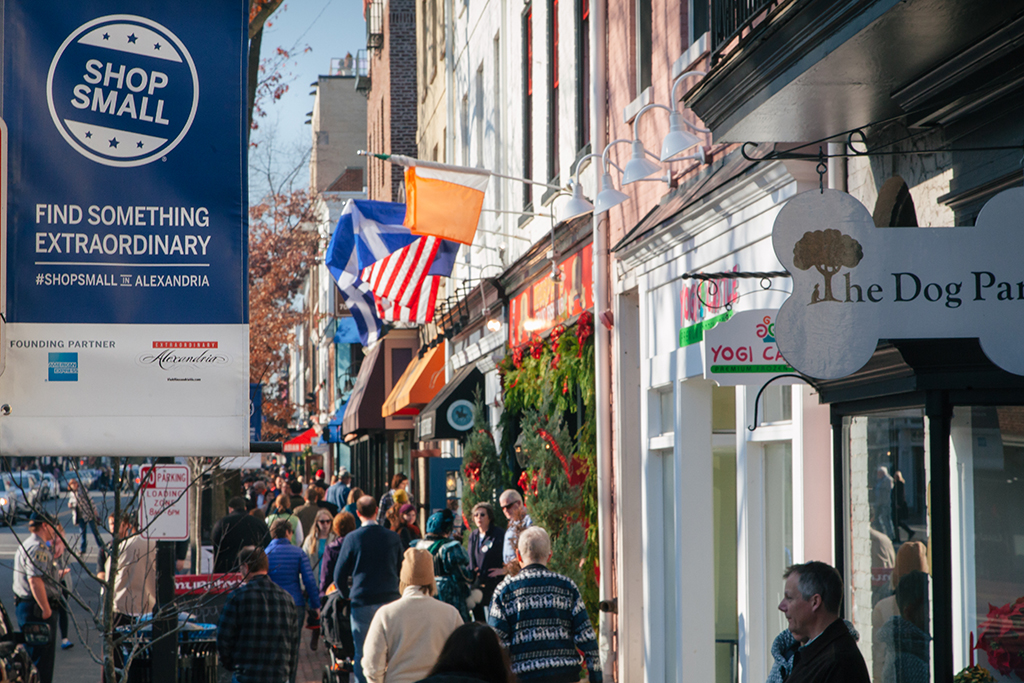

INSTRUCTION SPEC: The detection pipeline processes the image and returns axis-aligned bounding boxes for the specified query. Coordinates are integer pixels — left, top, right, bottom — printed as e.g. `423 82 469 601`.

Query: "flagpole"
357 150 564 191
480 208 554 218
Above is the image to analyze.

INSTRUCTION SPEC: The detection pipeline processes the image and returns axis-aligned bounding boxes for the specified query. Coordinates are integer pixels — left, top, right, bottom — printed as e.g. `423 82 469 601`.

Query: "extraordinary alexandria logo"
47 15 199 167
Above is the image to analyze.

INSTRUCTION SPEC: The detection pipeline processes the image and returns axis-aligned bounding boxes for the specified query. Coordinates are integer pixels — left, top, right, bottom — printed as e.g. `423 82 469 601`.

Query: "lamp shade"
595 172 629 213
622 140 663 185
559 181 594 222
660 112 702 161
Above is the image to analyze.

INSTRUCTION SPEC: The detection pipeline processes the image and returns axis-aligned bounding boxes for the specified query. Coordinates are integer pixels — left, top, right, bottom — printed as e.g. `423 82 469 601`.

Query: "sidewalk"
296 627 344 683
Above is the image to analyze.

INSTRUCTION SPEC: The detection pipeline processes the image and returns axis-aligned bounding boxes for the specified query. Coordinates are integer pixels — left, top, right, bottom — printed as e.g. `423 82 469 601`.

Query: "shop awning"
342 342 386 435
322 403 348 444
382 342 446 418
417 362 484 441
283 427 318 453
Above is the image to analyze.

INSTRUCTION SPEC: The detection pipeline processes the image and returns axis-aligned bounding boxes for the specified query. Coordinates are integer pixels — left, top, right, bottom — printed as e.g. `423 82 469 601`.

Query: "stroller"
320 589 355 683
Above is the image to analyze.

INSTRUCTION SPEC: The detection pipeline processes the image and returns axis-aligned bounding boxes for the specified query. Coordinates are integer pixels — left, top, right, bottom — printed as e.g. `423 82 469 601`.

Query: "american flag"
361 236 445 323
327 200 459 343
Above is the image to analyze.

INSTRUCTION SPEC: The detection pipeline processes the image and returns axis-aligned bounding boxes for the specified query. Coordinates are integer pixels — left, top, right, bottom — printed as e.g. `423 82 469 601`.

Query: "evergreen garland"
496 312 599 621
516 388 590 594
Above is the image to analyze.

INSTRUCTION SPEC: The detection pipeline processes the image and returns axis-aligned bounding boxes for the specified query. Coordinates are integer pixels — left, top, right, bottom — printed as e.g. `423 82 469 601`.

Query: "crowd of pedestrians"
210 468 603 683
6 460 878 683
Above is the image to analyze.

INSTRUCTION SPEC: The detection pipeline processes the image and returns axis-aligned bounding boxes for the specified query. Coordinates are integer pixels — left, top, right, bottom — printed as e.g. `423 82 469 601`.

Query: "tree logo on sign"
792 229 864 304
46 15 200 167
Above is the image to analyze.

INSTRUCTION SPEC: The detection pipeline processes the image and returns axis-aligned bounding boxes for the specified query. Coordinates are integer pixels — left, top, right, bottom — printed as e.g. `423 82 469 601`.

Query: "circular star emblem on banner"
46 14 199 167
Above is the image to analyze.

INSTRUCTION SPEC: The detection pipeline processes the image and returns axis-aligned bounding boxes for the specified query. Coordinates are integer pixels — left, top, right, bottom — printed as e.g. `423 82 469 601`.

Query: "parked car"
0 482 17 526
0 479 26 520
74 468 97 491
56 471 74 492
23 471 56 501
7 473 39 508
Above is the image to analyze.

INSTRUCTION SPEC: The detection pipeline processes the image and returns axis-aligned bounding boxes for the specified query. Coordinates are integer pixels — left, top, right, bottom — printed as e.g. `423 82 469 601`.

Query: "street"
0 490 109 683
0 489 335 683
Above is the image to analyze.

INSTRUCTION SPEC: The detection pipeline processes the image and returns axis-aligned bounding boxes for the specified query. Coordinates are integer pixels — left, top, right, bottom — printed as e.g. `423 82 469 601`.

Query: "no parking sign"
139 464 189 540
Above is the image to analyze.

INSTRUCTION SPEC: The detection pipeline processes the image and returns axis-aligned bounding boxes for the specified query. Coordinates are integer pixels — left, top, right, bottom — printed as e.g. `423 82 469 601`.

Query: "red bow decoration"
464 462 481 491
536 428 588 487
977 597 1024 678
576 311 593 357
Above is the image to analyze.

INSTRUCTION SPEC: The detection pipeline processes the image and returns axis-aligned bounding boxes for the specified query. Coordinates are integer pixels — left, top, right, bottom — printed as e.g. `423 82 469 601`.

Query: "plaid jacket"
217 574 300 683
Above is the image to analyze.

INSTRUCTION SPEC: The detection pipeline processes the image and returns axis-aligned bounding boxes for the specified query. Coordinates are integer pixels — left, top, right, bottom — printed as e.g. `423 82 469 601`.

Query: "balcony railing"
366 0 384 51
354 49 371 94
710 0 782 62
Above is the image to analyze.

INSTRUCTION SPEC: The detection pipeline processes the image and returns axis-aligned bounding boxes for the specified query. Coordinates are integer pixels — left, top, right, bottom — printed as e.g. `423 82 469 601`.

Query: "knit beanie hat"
399 503 415 516
426 509 454 535
394 490 409 505
400 548 435 586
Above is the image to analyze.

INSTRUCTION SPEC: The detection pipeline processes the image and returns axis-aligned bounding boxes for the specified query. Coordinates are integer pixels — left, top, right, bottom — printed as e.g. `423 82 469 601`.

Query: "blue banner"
3 1 247 324
249 383 263 442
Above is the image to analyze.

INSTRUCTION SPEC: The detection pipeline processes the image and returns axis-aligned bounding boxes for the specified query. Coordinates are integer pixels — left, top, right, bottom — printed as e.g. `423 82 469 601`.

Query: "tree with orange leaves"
247 0 283 136
249 185 320 440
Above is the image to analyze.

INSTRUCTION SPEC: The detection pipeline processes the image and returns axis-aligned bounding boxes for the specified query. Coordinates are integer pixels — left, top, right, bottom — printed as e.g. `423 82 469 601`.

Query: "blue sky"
249 1 365 199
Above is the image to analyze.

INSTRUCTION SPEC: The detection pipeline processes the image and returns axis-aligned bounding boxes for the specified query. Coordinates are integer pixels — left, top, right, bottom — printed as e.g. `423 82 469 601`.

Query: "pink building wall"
604 0 709 248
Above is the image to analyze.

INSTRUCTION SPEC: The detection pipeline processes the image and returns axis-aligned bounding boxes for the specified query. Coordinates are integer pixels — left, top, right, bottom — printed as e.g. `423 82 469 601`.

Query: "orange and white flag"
402 162 489 245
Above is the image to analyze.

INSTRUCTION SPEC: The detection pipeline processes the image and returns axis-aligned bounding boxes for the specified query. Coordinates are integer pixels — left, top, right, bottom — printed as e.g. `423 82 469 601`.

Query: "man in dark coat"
333 495 403 683
778 561 870 683
212 497 271 574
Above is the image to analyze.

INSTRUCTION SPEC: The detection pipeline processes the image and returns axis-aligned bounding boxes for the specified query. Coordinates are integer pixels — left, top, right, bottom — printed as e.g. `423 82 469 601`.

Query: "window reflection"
878 570 931 683
968 407 1024 679
845 412 930 683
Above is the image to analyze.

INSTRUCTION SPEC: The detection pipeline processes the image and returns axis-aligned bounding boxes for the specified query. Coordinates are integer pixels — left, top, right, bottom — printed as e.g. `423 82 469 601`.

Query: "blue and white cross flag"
0 1 249 457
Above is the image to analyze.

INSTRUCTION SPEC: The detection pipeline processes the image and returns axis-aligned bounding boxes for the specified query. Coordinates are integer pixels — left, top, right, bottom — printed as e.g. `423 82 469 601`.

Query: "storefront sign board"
703 309 797 385
773 188 1024 380
509 244 593 347
0 1 249 456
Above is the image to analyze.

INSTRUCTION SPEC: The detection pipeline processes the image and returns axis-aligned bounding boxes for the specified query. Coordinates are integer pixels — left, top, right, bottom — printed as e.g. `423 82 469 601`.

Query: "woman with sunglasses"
302 508 337 586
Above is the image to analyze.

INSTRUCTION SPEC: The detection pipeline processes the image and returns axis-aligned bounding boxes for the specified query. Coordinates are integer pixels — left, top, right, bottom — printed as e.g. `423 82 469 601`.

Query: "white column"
736 385 752 683
674 377 715 683
640 329 666 682
949 407 977 673
615 290 645 682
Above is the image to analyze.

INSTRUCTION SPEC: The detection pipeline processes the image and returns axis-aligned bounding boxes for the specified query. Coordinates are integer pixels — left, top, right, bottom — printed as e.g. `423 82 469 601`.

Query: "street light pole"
151 456 177 683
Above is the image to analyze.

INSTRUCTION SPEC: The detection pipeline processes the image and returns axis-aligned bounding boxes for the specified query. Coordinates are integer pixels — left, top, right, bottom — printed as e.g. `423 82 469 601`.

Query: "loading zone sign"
140 464 189 540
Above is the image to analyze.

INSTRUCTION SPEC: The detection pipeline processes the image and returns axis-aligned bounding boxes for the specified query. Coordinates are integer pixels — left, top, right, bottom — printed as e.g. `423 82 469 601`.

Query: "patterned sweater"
488 564 602 683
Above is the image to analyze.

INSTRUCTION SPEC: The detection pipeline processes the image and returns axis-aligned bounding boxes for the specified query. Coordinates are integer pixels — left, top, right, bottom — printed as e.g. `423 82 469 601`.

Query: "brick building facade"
367 0 417 201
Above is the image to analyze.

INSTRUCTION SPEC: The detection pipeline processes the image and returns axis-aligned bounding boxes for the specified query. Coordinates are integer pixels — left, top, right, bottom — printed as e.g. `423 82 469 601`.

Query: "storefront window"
761 385 792 424
952 407 1024 680
714 446 737 683
844 411 931 683
765 441 793 637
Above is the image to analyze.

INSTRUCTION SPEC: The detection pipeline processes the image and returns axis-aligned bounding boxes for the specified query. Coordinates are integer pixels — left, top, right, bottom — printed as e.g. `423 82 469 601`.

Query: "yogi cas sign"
0 1 249 457
773 188 1024 380
703 309 797 386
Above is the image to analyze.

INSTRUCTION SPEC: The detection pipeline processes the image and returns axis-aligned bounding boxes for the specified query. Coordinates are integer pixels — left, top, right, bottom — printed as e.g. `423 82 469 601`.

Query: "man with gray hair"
498 489 531 564
488 526 602 683
778 561 869 683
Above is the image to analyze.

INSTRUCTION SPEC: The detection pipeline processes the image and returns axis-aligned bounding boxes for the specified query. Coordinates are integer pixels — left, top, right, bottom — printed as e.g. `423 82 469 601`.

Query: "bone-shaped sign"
773 187 1024 380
